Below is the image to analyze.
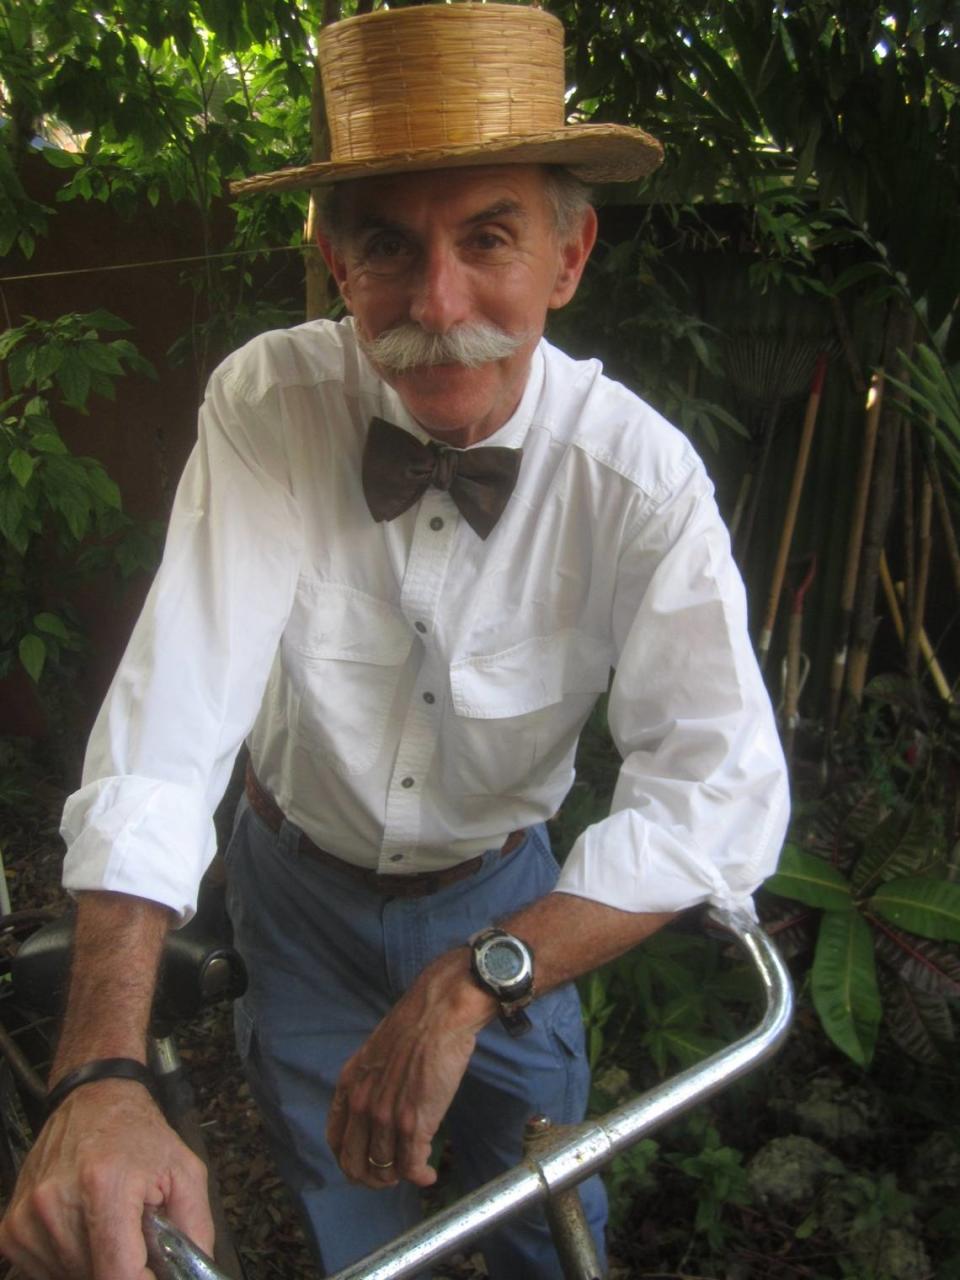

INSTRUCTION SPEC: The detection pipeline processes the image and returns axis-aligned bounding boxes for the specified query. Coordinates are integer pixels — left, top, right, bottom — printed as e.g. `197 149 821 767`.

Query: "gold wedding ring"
367 1155 396 1169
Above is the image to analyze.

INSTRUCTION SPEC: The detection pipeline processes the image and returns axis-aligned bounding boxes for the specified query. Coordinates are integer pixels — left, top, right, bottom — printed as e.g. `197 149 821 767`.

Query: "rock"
747 1135 845 1208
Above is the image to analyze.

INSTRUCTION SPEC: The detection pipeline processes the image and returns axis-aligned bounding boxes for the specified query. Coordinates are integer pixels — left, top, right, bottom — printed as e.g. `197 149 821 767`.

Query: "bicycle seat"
11 892 247 1030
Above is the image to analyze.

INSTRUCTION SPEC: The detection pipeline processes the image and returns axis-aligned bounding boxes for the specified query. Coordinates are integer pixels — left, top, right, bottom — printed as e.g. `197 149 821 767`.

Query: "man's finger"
157 1154 215 1257
337 1105 374 1184
86 1190 150 1280
394 1131 438 1189
325 1087 349 1153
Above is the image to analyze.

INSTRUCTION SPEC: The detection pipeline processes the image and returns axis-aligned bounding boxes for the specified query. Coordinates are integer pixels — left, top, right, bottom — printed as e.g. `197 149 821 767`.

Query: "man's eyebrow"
464 199 528 226
352 213 409 236
350 201 529 234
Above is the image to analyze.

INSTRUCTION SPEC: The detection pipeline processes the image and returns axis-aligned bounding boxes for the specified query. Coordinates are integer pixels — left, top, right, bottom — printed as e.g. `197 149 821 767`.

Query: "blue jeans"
225 801 607 1277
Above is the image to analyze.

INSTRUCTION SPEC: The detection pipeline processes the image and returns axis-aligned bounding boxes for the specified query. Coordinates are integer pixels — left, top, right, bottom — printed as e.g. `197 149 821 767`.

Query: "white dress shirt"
62 319 788 923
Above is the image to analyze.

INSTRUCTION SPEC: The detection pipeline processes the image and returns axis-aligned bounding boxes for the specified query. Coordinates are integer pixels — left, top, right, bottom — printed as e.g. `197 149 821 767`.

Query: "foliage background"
2 2 960 1277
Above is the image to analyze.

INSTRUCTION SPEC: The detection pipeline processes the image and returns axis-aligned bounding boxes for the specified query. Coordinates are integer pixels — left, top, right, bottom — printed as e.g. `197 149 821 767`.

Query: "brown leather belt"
244 762 526 898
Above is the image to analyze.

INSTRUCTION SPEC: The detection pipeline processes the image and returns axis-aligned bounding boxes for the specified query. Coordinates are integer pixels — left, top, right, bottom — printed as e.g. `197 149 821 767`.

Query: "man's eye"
365 235 411 261
472 231 508 251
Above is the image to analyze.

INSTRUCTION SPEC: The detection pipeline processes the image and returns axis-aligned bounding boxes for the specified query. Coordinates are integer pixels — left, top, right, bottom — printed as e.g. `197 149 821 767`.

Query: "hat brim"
229 124 663 197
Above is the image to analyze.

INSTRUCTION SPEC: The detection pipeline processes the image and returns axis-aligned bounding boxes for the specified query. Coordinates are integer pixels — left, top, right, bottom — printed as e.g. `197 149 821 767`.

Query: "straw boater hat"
230 2 662 197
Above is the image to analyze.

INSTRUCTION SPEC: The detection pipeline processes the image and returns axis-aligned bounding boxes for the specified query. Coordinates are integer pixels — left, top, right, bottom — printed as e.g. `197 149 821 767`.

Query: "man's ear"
548 206 598 311
317 234 353 310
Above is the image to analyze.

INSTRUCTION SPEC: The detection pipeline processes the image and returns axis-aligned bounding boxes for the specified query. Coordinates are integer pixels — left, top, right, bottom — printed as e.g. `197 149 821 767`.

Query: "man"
0 5 789 1278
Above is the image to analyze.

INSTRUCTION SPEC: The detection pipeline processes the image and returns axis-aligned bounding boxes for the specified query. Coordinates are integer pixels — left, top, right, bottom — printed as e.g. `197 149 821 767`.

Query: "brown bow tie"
361 417 522 540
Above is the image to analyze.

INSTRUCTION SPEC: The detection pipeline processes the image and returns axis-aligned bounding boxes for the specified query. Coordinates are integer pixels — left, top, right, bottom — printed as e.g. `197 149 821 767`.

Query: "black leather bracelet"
46 1058 159 1116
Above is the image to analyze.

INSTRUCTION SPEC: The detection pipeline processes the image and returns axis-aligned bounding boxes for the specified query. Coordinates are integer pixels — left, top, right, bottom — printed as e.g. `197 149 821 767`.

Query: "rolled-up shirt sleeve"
61 361 303 922
556 458 789 918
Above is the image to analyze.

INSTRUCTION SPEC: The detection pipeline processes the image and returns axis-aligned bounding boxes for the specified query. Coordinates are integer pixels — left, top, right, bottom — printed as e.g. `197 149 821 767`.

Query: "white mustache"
359 322 529 372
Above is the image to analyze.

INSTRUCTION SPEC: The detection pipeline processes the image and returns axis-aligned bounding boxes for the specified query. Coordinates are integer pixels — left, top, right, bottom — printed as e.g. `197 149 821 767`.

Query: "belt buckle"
376 869 437 897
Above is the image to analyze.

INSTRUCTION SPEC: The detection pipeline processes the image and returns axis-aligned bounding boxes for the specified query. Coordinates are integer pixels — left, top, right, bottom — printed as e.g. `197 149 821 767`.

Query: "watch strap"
46 1058 159 1116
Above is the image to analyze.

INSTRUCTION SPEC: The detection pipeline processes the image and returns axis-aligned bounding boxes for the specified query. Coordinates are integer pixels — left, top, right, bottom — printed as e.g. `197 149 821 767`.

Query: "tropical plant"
763 674 960 1067
888 343 960 501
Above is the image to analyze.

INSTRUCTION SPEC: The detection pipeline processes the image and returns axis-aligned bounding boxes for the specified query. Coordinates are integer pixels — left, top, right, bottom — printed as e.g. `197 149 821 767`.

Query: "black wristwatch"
469 927 535 1037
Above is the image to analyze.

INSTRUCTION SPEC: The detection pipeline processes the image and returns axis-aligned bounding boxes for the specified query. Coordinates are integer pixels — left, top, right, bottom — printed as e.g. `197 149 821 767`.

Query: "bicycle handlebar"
144 907 793 1280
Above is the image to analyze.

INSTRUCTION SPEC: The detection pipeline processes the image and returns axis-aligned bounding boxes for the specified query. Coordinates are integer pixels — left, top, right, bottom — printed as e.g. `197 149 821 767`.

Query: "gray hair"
542 167 593 238
317 165 592 246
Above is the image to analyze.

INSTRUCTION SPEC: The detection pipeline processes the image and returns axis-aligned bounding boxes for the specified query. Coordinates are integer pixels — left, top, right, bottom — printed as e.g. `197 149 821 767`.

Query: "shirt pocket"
446 629 612 797
282 581 413 776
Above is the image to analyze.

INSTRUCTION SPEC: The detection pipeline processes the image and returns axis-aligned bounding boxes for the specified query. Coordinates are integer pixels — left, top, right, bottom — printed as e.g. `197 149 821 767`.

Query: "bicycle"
139 907 794 1280
0 874 249 1279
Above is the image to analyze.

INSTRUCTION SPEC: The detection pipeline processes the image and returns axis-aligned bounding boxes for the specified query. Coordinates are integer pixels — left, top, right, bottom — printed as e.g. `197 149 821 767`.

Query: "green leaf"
55 351 92 409
76 342 124 375
31 342 66 386
829 261 888 294
18 634 46 683
880 971 953 1066
870 878 960 943
0 481 31 551
874 928 960 999
852 805 945 894
765 844 852 911
7 346 31 392
812 910 881 1067
84 465 121 510
80 310 131 333
33 612 70 641
30 433 68 455
43 148 82 170
8 449 35 488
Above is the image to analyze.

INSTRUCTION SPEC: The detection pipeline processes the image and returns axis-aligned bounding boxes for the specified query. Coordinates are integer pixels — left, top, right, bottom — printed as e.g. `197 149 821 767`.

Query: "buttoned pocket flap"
450 630 612 719
287 582 413 666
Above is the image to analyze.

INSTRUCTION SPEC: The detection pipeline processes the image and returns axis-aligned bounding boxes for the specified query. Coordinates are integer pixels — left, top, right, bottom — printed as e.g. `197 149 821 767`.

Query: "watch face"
485 939 524 984
474 932 533 1000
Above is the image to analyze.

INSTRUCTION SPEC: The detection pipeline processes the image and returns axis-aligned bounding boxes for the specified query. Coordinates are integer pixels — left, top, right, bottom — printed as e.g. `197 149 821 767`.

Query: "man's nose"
408 246 470 333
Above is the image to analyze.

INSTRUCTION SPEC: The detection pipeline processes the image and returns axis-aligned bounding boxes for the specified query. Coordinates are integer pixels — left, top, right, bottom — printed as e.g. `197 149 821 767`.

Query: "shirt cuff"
61 776 216 925
554 800 786 922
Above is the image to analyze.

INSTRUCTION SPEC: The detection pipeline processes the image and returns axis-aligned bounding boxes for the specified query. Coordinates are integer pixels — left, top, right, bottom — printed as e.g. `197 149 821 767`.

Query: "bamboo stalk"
845 307 916 706
826 371 885 737
728 473 752 538
737 399 780 562
906 466 933 678
901 417 916 631
924 445 960 598
878 553 954 702
757 354 828 669
783 557 816 769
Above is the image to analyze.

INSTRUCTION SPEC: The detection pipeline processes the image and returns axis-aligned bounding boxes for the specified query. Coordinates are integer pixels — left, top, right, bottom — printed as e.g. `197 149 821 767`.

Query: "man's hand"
0 1079 213 1280
326 948 494 1190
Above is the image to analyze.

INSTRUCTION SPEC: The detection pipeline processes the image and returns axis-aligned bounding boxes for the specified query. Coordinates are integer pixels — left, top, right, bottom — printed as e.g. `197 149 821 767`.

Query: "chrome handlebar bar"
144 907 793 1280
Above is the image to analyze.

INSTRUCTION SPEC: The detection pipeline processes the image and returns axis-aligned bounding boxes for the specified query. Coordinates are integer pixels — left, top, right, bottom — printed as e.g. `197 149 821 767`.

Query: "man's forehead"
336 164 551 225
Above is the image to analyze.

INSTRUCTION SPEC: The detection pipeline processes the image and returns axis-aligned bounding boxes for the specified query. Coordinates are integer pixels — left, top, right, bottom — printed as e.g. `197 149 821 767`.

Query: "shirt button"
415 621 427 634
429 516 444 531
389 853 404 863
401 776 415 789
423 691 435 704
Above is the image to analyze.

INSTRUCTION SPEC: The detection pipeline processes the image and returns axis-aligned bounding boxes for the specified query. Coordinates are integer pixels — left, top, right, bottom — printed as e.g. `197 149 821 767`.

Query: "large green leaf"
874 927 960 998
18 634 46 683
879 970 953 1067
852 805 945 894
7 449 35 488
765 844 852 910
870 878 960 943
812 910 882 1067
